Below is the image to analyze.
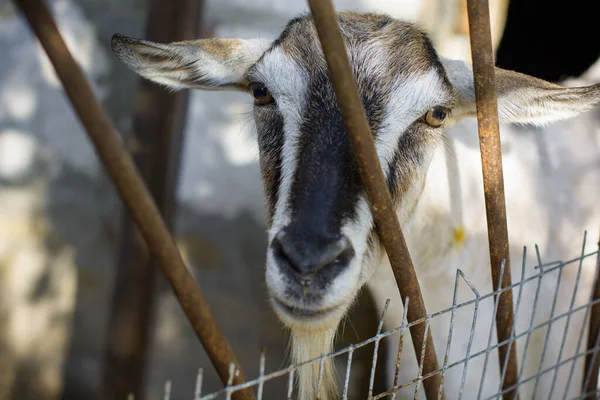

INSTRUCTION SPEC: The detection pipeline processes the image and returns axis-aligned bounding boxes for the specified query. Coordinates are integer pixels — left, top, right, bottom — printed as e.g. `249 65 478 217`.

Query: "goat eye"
250 83 274 106
424 106 449 127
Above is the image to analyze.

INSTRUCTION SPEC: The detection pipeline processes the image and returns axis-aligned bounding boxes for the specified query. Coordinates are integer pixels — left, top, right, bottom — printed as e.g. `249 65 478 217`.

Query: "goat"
111 12 600 399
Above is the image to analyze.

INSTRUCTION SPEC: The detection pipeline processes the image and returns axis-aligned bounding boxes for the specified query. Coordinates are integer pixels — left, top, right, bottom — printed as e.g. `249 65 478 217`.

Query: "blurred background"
0 0 599 399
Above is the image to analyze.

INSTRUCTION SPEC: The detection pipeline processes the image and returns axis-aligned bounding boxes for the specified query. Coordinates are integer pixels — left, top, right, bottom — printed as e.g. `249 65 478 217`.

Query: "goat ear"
441 58 600 126
111 34 270 91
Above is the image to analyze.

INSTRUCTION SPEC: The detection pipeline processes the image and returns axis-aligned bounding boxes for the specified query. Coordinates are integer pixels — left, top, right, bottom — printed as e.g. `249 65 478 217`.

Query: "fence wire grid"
149 234 600 400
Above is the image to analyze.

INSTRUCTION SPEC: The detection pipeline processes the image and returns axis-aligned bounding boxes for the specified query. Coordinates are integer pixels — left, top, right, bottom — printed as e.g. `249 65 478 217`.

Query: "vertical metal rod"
306 1 443 399
414 318 433 398
530 254 564 398
101 1 203 399
583 230 600 399
546 234 587 396
286 370 295 400
465 1 519 398
368 300 390 399
516 245 545 390
194 369 204 399
316 358 326 397
564 244 599 398
393 297 410 399
458 272 481 400
477 260 506 400
257 350 266 400
498 248 527 393
163 381 172 400
11 1 253 398
342 348 355 400
439 271 463 396
583 332 600 400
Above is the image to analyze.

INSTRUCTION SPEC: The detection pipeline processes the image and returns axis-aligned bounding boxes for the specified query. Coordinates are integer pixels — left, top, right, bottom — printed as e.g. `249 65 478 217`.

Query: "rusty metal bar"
583 231 600 399
100 0 204 399
306 1 443 398
13 1 253 398
465 1 520 399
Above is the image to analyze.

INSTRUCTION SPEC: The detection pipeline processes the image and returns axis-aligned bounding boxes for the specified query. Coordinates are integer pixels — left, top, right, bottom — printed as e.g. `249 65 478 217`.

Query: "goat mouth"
271 297 341 321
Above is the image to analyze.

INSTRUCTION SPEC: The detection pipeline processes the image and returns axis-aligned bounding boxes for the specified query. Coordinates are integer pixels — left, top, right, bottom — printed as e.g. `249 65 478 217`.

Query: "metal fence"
164 236 600 399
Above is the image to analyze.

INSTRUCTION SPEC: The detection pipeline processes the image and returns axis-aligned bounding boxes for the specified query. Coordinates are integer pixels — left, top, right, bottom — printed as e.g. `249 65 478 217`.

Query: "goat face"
111 13 458 331
112 11 600 399
250 15 457 332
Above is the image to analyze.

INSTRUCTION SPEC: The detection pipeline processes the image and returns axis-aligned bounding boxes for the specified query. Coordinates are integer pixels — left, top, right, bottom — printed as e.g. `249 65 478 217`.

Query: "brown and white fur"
111 12 600 399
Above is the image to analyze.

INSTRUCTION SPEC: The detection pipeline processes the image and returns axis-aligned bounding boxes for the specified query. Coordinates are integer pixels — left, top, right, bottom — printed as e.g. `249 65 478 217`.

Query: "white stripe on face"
375 68 451 174
250 47 310 239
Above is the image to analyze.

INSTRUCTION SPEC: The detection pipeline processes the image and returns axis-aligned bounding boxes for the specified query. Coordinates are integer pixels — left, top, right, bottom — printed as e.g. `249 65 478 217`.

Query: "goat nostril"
314 245 354 274
271 235 301 274
270 232 355 278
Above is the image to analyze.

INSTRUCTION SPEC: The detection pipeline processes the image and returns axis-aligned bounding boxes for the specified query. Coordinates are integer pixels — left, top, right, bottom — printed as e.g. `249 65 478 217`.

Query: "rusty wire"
465 0 520 399
12 0 253 398
583 230 600 399
306 1 443 398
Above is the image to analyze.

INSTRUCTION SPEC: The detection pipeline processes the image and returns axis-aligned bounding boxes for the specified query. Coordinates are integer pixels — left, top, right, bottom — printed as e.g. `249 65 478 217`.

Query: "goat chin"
290 326 338 400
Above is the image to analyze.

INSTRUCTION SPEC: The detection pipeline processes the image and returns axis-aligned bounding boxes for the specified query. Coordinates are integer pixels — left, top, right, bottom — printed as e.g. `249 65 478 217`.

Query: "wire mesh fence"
148 234 600 400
